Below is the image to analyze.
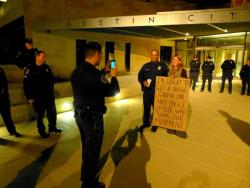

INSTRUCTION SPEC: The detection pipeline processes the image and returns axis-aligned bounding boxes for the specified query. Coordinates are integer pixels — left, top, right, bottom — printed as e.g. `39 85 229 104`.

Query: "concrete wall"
0 0 23 28
31 30 175 80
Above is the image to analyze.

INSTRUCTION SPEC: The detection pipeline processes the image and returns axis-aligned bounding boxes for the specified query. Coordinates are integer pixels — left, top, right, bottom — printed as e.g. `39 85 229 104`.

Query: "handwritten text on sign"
152 77 190 131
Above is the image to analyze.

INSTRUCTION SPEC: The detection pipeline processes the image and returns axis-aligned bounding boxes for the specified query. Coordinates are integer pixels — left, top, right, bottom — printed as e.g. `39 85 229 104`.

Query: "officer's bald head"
151 49 159 62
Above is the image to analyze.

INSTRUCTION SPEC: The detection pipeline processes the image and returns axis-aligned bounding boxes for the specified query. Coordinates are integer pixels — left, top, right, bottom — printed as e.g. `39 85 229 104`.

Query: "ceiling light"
224 29 228 32
185 33 189 36
0 0 7 2
184 38 187 40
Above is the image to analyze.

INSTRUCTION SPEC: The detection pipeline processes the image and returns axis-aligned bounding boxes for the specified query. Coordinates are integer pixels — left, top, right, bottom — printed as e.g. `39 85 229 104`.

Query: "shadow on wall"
109 128 151 188
219 110 250 146
175 170 210 188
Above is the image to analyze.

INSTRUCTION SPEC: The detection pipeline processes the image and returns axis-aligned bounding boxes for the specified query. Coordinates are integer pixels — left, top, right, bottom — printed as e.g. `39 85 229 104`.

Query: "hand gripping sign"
152 77 190 132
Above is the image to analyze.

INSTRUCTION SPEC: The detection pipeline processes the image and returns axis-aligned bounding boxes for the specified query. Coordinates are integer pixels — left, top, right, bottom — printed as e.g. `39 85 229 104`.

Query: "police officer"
201 56 215 92
71 42 120 188
220 54 236 94
239 58 250 96
138 50 168 133
189 55 201 91
0 67 21 137
23 51 62 138
15 38 38 69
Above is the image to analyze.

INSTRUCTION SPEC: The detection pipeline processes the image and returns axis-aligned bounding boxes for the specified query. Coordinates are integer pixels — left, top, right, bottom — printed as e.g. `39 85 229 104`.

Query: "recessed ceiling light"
185 33 189 36
224 29 228 32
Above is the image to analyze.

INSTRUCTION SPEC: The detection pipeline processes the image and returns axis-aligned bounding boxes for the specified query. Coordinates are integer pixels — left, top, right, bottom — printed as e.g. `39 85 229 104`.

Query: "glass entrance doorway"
196 46 244 77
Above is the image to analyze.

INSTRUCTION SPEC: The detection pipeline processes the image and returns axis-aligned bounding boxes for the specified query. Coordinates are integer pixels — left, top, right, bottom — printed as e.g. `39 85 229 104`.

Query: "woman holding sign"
168 55 188 138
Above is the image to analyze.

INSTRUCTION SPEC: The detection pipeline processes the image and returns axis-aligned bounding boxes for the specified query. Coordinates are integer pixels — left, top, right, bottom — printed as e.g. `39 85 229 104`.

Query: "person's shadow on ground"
219 110 250 146
108 127 151 188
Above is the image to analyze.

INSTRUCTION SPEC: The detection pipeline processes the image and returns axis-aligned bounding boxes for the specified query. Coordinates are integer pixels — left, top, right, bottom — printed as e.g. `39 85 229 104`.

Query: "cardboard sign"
152 77 190 131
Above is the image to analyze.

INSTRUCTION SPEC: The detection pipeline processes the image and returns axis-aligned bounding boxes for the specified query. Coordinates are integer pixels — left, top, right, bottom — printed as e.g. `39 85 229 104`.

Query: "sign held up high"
152 77 190 132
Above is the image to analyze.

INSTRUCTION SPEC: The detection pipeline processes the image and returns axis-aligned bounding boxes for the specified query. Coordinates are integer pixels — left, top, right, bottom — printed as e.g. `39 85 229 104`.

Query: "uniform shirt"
70 61 120 111
202 61 215 74
23 64 54 100
0 67 9 97
240 65 250 80
138 61 168 91
15 48 38 69
221 59 236 74
189 60 201 73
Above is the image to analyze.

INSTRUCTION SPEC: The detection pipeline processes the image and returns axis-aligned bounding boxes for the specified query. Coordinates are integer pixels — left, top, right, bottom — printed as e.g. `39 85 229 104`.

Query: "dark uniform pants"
201 74 213 91
32 98 57 134
75 110 104 188
143 89 154 127
0 97 16 134
220 73 233 92
189 72 199 90
242 79 250 95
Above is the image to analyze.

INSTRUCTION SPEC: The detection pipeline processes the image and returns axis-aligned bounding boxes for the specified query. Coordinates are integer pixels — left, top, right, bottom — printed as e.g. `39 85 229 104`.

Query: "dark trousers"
201 74 213 91
189 72 199 90
0 97 16 134
241 79 250 95
143 89 154 126
75 111 104 188
220 74 233 92
32 98 57 134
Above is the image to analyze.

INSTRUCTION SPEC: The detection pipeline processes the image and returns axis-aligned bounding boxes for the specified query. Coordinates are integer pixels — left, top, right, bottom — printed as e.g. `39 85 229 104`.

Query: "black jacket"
138 61 168 91
240 65 250 80
221 60 236 74
189 60 201 73
70 62 120 112
202 61 215 74
23 64 55 100
15 48 38 69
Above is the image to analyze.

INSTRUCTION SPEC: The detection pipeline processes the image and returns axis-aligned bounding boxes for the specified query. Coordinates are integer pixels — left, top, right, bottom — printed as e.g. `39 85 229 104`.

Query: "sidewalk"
0 80 250 188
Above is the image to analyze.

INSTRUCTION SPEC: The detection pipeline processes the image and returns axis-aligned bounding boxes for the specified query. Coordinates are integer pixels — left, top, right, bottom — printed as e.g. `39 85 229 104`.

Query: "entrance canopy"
32 7 250 39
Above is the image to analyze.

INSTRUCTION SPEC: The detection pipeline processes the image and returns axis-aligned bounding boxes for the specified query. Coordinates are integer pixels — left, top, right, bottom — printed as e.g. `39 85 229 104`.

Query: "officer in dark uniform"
239 58 250 96
138 50 169 133
220 54 236 94
15 38 38 69
189 55 201 91
201 56 215 92
71 42 120 188
0 67 21 137
23 51 62 138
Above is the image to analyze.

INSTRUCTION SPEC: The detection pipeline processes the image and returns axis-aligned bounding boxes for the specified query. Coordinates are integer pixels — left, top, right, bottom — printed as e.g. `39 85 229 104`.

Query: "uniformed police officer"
138 50 169 133
201 56 215 92
23 51 62 138
239 58 250 96
0 67 21 137
220 54 236 94
15 38 38 69
71 42 120 188
189 55 201 91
